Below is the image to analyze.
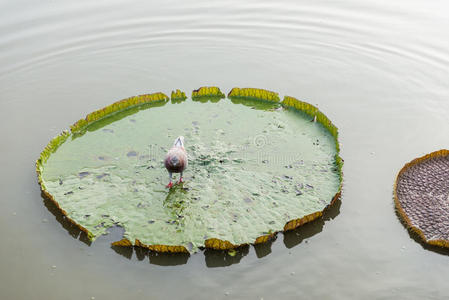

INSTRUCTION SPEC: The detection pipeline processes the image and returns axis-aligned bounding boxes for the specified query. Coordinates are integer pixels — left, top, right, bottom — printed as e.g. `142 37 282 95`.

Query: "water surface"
1 0 449 299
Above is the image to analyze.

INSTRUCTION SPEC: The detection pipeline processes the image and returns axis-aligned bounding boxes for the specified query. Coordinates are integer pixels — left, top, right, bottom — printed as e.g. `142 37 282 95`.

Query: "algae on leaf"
192 86 225 100
171 89 187 102
37 87 342 253
228 87 280 103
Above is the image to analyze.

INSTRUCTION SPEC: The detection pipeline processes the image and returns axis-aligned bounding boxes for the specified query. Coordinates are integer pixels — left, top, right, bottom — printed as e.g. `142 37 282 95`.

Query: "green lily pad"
36 87 343 253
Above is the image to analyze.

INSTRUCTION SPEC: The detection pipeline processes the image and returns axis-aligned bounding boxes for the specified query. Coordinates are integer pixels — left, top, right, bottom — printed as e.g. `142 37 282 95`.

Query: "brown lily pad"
394 149 449 248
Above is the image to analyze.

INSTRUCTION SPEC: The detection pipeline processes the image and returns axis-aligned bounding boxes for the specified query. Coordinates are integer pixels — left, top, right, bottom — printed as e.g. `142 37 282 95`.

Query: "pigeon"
164 136 188 188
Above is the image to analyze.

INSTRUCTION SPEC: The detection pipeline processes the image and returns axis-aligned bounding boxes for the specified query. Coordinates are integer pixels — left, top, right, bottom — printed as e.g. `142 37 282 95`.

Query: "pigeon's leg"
166 172 173 188
178 172 183 184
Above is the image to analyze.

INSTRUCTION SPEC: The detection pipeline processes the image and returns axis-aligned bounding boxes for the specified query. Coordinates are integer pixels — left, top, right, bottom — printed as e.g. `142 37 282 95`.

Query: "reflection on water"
204 246 250 268
394 209 449 257
42 194 92 246
253 237 275 258
283 199 341 249
111 245 191 265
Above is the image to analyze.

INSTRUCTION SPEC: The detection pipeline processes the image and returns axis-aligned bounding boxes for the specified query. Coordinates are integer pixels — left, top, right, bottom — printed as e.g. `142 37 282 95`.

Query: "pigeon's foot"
177 178 183 184
166 182 173 189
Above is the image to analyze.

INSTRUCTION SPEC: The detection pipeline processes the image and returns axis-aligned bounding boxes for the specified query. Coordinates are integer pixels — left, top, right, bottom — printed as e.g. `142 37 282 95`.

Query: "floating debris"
244 197 252 203
96 173 109 179
78 172 90 178
127 151 138 157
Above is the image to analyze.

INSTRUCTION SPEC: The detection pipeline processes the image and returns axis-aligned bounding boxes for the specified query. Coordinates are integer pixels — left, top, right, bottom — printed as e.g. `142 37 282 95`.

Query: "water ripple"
1 0 448 81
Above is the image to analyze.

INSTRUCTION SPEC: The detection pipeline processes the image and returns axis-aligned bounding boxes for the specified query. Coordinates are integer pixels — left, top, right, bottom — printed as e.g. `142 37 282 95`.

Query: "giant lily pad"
36 87 343 253
394 150 449 248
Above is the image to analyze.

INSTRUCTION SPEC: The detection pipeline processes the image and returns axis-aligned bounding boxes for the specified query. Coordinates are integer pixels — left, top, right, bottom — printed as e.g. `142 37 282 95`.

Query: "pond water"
1 0 449 299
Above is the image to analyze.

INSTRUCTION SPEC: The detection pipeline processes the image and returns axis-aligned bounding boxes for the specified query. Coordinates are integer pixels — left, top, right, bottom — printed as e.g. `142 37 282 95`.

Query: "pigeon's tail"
173 136 185 148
